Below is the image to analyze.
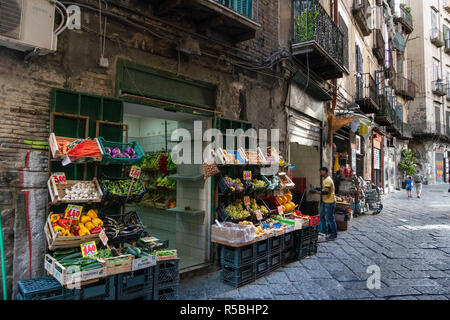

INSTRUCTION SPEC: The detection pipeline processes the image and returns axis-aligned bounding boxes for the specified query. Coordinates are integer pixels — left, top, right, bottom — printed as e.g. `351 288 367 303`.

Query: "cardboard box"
336 220 348 231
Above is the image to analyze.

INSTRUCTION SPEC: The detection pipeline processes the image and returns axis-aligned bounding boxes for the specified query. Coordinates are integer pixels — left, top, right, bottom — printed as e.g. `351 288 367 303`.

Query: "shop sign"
374 148 381 170
129 166 141 179
80 241 98 258
64 205 83 220
373 139 381 149
243 171 252 180
52 172 67 184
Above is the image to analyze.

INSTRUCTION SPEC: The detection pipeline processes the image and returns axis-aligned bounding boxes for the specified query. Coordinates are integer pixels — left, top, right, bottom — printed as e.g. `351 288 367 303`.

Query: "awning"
332 110 372 139
393 31 406 52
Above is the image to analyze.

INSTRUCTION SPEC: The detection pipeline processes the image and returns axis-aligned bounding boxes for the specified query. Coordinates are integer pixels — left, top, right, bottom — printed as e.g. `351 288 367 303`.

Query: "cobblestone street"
179 185 450 300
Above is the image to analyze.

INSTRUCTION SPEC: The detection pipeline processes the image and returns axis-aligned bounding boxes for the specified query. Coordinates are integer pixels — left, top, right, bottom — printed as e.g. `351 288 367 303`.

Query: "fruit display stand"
212 149 320 287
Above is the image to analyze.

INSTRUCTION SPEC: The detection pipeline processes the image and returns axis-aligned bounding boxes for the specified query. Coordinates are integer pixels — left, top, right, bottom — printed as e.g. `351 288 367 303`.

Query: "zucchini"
60 252 83 262
52 248 78 258
125 247 138 257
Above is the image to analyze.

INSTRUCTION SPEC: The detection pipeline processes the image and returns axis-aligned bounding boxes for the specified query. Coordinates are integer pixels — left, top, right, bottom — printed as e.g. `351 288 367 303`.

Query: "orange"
285 193 292 202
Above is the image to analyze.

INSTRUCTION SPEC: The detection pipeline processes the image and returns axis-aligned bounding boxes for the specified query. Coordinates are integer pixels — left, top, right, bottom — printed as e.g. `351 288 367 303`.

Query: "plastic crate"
281 247 297 265
297 241 310 260
98 137 144 165
309 240 318 256
268 235 282 252
17 276 63 300
116 267 154 300
154 283 179 300
254 256 270 279
66 276 115 300
154 259 180 287
101 176 146 204
220 244 254 267
282 232 295 250
253 239 270 259
269 250 282 271
221 263 255 288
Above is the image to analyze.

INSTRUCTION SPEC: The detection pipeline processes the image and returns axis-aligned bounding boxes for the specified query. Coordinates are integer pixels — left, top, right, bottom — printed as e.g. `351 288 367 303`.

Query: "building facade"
407 0 450 184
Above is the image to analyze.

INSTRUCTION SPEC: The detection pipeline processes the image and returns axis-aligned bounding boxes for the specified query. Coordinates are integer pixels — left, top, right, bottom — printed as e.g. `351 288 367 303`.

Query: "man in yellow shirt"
314 167 337 241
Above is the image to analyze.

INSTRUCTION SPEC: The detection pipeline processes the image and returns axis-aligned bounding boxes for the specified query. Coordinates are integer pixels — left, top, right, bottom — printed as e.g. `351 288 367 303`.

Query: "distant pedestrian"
315 167 338 242
414 170 424 198
405 176 413 198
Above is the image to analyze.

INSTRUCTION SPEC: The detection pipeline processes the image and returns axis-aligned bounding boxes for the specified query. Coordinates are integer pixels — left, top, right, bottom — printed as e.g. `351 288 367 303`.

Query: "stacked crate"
295 226 319 260
153 259 180 300
116 267 154 300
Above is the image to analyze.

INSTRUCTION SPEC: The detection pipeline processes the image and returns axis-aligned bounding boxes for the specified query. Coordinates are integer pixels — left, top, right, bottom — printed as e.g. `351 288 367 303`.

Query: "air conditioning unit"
0 0 67 55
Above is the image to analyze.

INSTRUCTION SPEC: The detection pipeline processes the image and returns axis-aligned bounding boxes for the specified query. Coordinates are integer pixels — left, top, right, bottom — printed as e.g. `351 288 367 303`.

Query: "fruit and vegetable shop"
18 84 324 300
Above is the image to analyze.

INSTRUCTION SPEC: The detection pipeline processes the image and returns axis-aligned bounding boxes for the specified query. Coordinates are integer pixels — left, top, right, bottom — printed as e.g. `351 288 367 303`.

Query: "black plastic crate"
282 232 295 250
254 256 270 279
309 240 318 256
154 259 180 286
281 247 297 265
116 267 154 300
17 276 63 300
221 262 255 288
269 250 282 271
297 242 310 260
253 239 270 259
268 235 282 252
66 276 115 300
154 283 179 300
220 244 254 267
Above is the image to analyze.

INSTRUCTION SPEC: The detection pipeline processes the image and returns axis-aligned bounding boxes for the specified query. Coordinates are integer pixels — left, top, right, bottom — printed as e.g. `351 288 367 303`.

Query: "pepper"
53 225 65 234
50 214 60 223
87 209 98 220
79 227 90 236
85 221 95 231
62 229 71 237
52 222 58 227
81 215 91 225
92 218 103 228
58 219 71 229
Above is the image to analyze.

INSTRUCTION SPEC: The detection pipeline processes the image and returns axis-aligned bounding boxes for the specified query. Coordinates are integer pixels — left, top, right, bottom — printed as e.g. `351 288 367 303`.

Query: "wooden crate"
132 255 156 271
277 172 295 189
44 254 106 286
48 133 103 163
155 250 178 261
48 177 103 205
98 255 133 276
44 215 101 251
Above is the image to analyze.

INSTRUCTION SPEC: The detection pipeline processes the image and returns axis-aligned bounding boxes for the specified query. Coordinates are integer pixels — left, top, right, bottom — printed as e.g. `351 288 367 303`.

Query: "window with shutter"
356 44 364 98
339 14 349 70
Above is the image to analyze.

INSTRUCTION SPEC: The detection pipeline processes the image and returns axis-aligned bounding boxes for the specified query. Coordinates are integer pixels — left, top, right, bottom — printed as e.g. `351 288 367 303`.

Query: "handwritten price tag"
277 206 283 215
65 205 83 220
255 210 263 220
129 165 141 179
243 171 252 180
243 196 250 206
99 229 108 246
80 241 98 258
52 172 67 184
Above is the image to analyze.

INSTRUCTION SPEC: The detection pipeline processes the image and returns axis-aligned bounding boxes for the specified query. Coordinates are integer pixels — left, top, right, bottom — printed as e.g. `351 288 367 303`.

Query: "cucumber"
60 252 83 262
134 247 141 255
125 247 138 257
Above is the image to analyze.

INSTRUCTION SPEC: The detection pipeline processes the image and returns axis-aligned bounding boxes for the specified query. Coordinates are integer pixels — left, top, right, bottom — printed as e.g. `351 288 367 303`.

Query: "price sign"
52 172 67 184
99 229 108 246
277 206 283 215
129 165 141 179
80 241 98 258
243 196 250 206
65 205 83 220
255 210 263 220
243 171 252 180
61 155 72 166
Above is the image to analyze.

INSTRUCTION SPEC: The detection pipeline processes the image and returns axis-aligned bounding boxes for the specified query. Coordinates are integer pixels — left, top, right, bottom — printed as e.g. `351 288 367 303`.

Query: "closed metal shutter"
288 113 321 147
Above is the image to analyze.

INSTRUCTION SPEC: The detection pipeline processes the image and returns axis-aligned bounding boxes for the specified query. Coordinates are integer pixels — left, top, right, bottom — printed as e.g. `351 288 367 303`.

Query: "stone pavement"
179 184 450 300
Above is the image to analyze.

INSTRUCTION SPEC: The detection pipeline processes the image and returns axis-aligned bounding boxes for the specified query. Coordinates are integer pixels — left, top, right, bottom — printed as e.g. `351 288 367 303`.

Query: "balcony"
292 0 345 80
394 5 413 34
355 73 380 113
401 122 413 139
148 0 260 43
444 0 450 13
352 0 372 36
386 111 403 138
373 30 385 63
445 39 450 55
393 75 416 100
375 88 395 126
430 28 445 48
432 80 447 96
384 49 395 79
447 83 450 101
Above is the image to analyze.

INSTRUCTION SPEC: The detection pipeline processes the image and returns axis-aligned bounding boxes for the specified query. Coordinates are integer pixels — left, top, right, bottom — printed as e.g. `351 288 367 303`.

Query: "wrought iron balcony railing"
445 39 450 55
394 75 416 100
355 73 379 113
394 5 413 34
214 0 255 20
431 28 444 47
352 0 371 36
292 0 345 79
432 80 447 96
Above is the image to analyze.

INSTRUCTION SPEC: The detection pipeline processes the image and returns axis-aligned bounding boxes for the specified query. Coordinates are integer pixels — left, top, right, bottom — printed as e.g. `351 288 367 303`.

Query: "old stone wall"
0 0 285 298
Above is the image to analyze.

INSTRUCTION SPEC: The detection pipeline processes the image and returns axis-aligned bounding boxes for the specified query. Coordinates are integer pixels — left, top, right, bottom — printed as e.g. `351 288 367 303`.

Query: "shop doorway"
122 102 212 272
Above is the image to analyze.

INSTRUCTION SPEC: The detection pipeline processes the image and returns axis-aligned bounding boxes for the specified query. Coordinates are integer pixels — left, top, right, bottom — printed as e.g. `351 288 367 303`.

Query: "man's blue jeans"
319 202 337 237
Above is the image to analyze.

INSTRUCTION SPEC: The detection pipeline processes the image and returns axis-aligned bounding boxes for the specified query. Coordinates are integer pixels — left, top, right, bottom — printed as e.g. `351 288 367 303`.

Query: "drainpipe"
0 210 7 300
329 0 339 169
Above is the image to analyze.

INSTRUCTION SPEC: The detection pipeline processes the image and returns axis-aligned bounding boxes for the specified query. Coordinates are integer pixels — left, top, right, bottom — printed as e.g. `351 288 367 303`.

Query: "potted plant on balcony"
296 9 319 42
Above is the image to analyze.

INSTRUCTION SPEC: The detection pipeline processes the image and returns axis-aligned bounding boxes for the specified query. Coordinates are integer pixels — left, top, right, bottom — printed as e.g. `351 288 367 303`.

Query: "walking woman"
405 176 413 198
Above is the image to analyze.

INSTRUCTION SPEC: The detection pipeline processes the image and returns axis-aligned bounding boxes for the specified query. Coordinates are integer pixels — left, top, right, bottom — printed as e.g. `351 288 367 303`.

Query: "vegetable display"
62 182 100 201
248 198 269 215
101 212 145 241
224 199 250 220
50 249 103 272
51 210 103 237
103 179 144 196
104 146 139 159
140 153 177 172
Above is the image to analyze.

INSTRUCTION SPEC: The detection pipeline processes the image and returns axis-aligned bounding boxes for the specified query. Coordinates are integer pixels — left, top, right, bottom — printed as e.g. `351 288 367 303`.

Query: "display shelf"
167 174 204 181
167 207 205 216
